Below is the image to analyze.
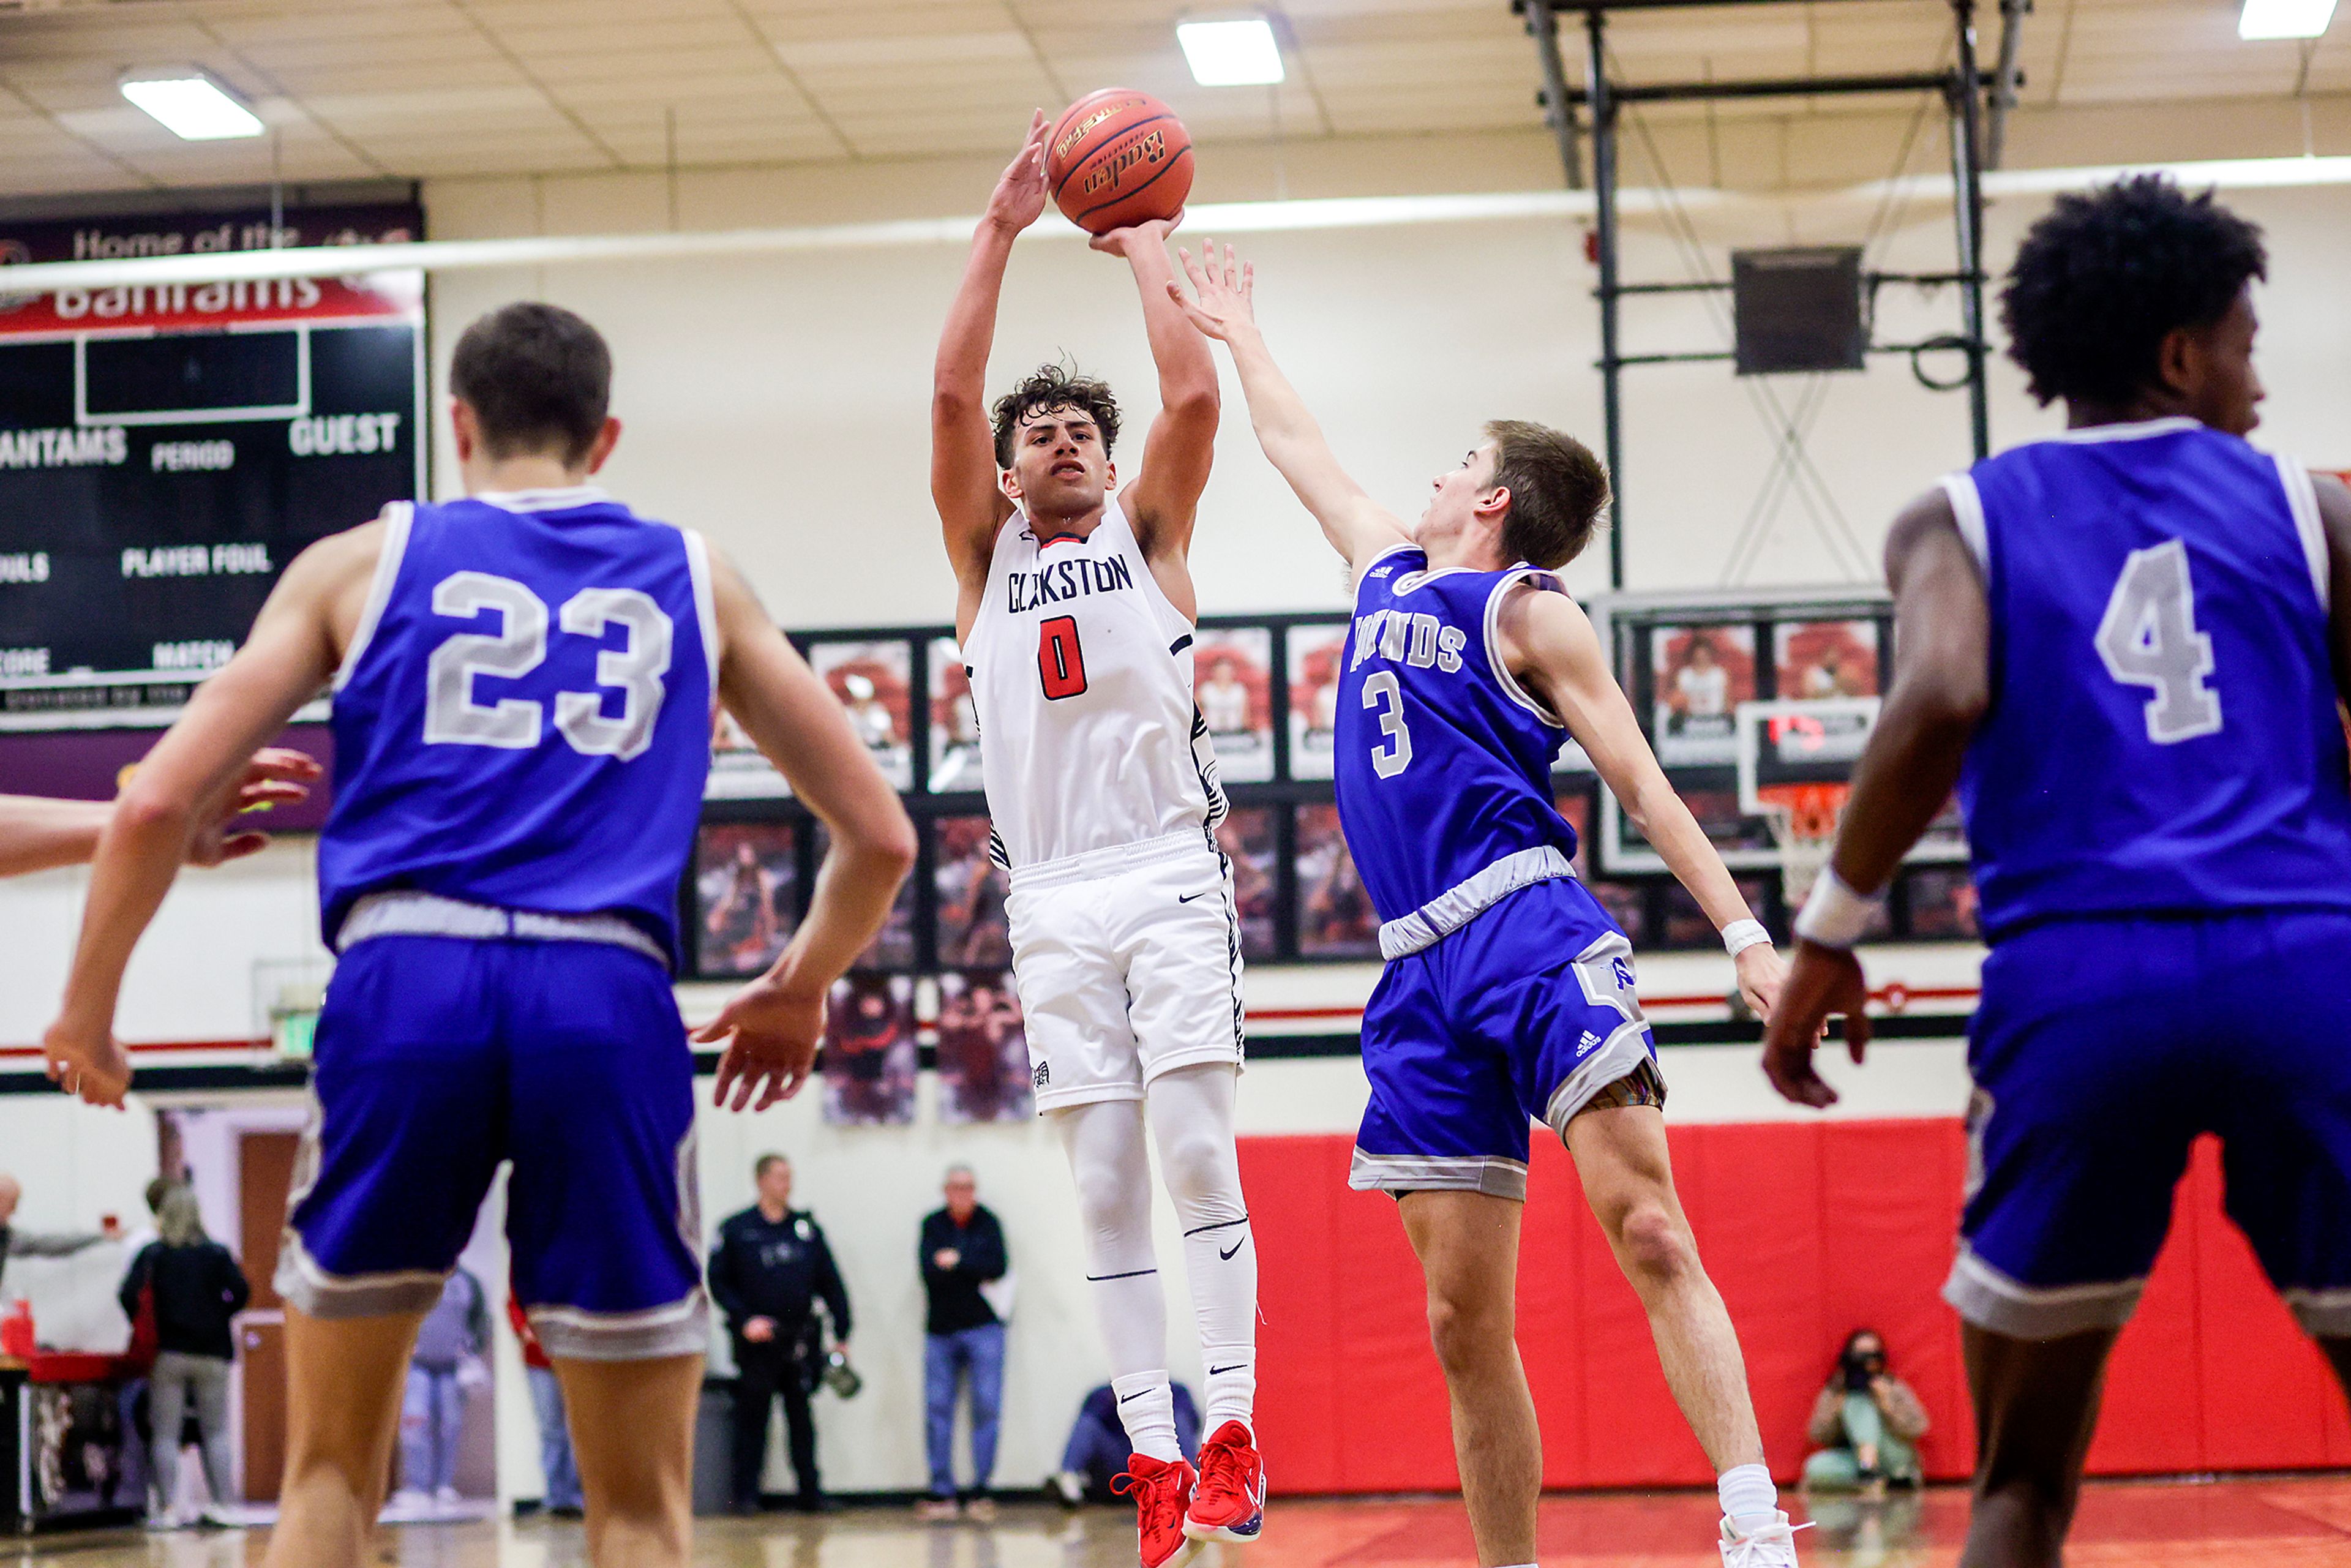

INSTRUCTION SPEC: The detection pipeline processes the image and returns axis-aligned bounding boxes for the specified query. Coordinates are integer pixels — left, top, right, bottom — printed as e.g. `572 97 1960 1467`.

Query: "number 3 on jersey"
1038 615 1088 700
1362 670 1412 776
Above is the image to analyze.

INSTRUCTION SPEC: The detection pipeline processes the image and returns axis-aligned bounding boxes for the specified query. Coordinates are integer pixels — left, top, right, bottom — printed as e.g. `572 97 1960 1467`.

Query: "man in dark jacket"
916 1165 1009 1519
708 1153 850 1514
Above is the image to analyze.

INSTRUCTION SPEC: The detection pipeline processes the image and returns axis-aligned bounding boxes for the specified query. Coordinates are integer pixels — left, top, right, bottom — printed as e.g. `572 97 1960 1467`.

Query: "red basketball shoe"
1184 1421 1266 1543
1111 1453 1197 1568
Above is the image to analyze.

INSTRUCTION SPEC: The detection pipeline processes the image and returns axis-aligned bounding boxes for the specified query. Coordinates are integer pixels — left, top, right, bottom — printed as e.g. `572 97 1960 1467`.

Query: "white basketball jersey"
964 500 1224 869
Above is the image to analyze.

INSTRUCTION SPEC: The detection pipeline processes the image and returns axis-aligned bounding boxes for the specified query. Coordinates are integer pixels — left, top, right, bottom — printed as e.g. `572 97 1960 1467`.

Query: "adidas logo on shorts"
1033 1061 1051 1089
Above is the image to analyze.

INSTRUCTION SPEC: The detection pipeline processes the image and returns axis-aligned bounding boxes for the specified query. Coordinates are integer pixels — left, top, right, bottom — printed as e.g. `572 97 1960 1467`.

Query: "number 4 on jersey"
1038 615 1088 700
2095 538 2223 744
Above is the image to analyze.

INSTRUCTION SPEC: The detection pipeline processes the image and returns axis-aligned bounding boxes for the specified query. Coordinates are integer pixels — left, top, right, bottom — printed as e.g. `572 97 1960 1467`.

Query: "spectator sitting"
917 1165 1009 1521
508 1289 583 1517
1801 1330 1929 1495
1050 1382 1201 1506
117 1187 249 1528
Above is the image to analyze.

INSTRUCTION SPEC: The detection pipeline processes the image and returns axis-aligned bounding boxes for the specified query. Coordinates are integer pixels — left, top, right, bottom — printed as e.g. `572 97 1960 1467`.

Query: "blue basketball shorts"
1350 876 1662 1201
277 934 707 1360
1947 909 2351 1340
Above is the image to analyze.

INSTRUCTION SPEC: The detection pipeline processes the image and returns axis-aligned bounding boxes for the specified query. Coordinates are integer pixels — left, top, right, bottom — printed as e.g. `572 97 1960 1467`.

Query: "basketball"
1046 88 1194 234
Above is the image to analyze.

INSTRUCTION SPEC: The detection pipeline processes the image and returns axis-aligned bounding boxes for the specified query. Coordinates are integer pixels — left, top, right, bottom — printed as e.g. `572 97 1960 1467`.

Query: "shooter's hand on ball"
984 110 1052 236
698 970 827 1112
1169 241 1258 342
1761 940 1872 1109
186 746 320 866
1089 214 1182 257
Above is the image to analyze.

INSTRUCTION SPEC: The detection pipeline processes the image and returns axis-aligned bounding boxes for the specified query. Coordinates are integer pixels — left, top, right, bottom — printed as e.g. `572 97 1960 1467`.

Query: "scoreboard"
0 202 424 729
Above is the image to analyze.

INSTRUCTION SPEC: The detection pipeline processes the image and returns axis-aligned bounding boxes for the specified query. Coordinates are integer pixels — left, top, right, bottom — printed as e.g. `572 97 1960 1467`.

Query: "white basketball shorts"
1004 829 1246 1112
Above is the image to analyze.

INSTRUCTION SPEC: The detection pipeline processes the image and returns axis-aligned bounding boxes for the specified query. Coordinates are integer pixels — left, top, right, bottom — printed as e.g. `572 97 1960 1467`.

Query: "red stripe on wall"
1240 1122 2342 1494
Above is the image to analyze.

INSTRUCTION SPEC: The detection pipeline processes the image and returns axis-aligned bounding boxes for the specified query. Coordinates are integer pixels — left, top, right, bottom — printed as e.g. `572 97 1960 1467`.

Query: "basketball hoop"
1755 779 1850 909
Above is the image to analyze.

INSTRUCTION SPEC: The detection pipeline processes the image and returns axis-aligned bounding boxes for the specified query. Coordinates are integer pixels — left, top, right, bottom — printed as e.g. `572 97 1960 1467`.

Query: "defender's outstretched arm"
696 550 918 1110
935 113 1049 631
44 525 380 1105
1170 242 1411 575
0 755 316 880
1760 489 1991 1106
1501 588 1784 1020
1097 219 1218 561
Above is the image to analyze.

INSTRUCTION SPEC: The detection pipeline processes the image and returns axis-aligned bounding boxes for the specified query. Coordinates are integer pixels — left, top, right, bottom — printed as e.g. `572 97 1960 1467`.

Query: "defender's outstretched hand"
697 972 827 1112
186 746 320 866
1168 241 1257 341
1760 940 1873 1108
986 110 1052 236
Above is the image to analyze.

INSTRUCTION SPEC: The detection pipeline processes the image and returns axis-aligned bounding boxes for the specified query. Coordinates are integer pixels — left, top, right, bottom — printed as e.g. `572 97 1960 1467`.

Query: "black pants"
730 1337 819 1507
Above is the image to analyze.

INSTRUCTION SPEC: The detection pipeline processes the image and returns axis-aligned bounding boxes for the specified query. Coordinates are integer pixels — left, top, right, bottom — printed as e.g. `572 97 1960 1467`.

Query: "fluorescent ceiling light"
120 72 264 140
2240 0 2338 40
1179 18 1285 86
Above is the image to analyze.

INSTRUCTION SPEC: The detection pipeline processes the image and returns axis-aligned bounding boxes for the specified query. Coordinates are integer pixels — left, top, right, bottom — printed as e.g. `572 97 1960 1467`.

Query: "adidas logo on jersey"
1578 1029 1602 1052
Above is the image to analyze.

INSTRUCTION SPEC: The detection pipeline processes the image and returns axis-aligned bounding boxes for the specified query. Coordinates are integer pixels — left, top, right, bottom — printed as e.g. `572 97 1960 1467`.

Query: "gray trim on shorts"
1348 1149 1530 1202
530 1290 712 1362
1941 1244 2146 1338
1542 1023 1663 1138
1378 846 1578 961
274 1231 451 1319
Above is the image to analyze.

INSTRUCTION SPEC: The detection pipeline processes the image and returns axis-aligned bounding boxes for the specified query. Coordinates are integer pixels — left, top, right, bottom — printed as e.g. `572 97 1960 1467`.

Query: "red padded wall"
1241 1120 2345 1496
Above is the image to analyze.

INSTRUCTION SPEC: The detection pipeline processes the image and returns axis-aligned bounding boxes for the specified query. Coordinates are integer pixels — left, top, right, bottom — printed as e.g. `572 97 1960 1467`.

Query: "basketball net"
1756 781 1850 909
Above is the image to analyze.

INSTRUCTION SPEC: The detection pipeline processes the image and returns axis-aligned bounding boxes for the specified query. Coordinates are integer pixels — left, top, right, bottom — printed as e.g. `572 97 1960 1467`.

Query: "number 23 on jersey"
424 570 674 760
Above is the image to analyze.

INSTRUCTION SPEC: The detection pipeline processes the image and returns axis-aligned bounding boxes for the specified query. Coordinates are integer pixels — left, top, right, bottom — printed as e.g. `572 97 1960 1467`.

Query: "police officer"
710 1153 852 1514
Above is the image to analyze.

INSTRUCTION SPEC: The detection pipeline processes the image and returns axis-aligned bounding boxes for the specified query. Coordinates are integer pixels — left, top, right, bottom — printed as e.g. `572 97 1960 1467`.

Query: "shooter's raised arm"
1169 241 1411 574
1094 219 1217 564
934 112 1050 633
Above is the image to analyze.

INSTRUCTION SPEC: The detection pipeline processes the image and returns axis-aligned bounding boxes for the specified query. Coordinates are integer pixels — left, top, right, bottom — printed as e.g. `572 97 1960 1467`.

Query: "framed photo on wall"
934 814 1012 969
692 822 798 977
936 970 1032 1123
1773 618 1880 700
1284 623 1349 781
1294 801 1378 959
1194 627 1276 784
1215 805 1281 961
821 973 918 1127
928 636 983 795
811 639 914 791
1650 623 1755 766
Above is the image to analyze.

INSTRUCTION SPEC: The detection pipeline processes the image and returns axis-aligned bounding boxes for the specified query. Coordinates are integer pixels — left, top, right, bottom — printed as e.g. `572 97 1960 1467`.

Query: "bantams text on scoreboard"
0 202 424 716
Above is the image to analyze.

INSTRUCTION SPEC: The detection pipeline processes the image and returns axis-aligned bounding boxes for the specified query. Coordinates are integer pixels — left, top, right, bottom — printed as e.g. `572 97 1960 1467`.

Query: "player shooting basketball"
1761 177 2351 1568
930 113 1266 1566
42 301 916 1568
1171 241 1806 1567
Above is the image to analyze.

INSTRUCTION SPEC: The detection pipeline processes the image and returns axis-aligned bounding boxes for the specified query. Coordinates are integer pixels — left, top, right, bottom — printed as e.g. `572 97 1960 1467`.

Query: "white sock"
1112 1370 1182 1461
1148 1065 1259 1430
1717 1461 1778 1523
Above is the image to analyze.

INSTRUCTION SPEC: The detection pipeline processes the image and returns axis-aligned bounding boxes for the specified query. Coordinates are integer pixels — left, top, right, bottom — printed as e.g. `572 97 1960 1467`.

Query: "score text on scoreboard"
0 201 426 729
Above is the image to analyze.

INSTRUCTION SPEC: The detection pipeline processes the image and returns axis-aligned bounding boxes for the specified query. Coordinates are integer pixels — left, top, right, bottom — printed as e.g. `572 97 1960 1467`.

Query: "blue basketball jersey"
318 487 718 964
1948 419 2351 939
1332 546 1578 923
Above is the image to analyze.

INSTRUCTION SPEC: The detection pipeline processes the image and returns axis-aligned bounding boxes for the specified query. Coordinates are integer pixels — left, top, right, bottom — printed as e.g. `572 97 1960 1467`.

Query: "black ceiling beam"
1552 70 1957 106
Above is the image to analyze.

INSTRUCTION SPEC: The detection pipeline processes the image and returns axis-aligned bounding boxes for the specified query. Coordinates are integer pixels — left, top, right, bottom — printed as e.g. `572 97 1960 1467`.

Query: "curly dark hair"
991 363 1122 469
1999 176 2267 410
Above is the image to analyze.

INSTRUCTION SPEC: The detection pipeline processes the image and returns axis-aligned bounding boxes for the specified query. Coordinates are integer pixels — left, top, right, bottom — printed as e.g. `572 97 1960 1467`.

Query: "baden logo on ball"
1046 89 1195 234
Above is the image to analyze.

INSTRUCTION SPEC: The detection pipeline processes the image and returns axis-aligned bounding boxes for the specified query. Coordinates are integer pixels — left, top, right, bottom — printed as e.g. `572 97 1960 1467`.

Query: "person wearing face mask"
1802 1330 1929 1495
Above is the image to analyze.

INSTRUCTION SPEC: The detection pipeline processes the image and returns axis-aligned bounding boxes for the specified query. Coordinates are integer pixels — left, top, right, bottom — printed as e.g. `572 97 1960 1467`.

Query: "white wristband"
1720 918 1771 958
1794 868 1884 951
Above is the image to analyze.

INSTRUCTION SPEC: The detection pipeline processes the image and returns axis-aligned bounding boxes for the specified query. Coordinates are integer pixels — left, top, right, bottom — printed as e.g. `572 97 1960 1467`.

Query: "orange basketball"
1046 89 1194 235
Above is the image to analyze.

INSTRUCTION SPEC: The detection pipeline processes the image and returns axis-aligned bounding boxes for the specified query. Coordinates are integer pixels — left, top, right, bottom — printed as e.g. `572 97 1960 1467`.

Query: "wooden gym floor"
14 1480 2351 1566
